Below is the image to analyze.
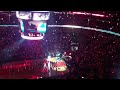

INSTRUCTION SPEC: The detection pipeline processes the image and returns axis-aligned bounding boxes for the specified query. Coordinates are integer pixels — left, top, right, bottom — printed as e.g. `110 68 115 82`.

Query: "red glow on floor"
0 59 69 79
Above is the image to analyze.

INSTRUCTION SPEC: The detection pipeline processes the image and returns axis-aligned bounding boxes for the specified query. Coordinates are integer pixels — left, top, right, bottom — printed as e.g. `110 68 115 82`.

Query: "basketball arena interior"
0 11 120 79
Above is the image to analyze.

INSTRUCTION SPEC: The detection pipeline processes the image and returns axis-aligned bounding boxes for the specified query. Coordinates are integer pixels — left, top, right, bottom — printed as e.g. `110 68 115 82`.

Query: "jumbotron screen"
16 11 50 20
26 21 47 33
33 12 50 20
16 11 50 40
16 11 31 20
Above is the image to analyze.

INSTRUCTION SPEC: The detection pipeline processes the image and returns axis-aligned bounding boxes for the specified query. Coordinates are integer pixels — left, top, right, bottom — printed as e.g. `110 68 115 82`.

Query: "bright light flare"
47 56 51 61
70 12 106 17
92 14 105 17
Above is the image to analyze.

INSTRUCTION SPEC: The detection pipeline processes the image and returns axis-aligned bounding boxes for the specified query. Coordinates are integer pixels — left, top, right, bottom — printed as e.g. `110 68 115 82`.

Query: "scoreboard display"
37 22 47 33
16 11 50 40
16 11 50 20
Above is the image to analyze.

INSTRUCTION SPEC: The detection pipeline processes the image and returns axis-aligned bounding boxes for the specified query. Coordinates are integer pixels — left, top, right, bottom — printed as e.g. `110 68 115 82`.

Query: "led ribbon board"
21 35 44 40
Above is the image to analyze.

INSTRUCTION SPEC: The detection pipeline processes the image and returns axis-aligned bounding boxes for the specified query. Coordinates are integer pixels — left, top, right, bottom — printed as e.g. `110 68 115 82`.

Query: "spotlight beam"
0 39 25 61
